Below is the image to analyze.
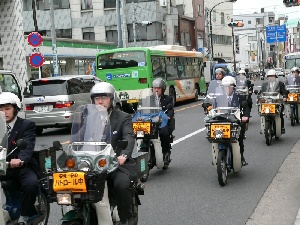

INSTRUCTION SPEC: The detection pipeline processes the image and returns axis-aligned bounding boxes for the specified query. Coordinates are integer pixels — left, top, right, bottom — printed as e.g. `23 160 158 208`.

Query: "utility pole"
231 27 236 72
116 0 123 48
132 1 137 46
32 0 38 32
49 0 59 76
120 0 128 48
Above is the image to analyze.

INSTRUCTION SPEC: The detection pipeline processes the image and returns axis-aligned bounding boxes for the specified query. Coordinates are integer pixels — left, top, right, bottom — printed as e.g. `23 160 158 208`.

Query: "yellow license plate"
133 122 151 134
210 124 231 138
261 104 276 114
53 172 87 193
127 99 138 104
288 93 298 102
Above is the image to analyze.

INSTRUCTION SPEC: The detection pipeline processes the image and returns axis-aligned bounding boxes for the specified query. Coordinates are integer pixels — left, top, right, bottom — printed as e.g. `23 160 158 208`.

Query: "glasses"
94 96 110 101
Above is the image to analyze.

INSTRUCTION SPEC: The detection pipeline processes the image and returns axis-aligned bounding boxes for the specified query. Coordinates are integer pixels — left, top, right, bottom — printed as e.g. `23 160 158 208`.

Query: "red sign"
29 53 44 68
28 32 43 47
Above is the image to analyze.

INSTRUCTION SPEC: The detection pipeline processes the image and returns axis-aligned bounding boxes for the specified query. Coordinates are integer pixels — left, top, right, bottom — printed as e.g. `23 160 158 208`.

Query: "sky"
233 0 300 19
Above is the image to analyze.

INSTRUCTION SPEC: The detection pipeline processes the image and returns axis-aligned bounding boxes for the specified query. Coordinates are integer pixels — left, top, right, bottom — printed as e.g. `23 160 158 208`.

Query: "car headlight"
78 160 91 171
214 128 223 139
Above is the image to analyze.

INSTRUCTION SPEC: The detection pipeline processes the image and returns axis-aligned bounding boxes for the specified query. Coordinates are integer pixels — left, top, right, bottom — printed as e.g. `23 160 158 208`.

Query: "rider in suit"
0 92 38 225
286 67 300 85
90 82 136 225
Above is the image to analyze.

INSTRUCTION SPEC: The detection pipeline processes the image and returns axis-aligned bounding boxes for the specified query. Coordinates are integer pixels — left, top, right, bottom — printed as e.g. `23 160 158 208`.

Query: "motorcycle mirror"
254 90 258 95
53 141 63 151
16 139 27 150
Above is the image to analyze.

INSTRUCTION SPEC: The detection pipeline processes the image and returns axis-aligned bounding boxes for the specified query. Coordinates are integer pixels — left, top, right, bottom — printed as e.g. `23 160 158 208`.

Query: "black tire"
36 127 43 136
61 219 82 225
35 191 50 225
128 202 138 225
265 121 272 146
217 150 227 186
291 109 295 126
169 87 176 106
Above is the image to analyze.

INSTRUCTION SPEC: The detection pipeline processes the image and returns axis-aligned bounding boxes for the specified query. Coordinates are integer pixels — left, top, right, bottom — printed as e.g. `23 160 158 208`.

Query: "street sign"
28 32 43 47
266 25 287 43
29 53 44 68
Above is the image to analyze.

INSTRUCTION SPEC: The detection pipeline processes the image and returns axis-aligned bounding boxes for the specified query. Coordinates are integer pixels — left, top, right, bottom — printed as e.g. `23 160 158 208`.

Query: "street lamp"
209 0 237 60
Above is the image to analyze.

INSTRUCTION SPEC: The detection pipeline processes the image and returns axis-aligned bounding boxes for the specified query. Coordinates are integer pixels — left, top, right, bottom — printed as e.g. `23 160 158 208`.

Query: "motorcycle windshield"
0 111 7 149
286 76 300 87
236 75 247 87
207 80 223 95
70 104 111 149
132 89 168 128
235 86 248 95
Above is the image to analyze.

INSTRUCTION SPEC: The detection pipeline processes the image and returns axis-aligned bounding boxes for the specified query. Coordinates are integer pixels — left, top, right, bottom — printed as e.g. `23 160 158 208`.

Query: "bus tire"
169 87 176 106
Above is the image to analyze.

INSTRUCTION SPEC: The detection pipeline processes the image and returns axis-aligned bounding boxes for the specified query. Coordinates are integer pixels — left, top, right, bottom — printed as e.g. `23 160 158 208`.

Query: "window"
269 17 274 23
83 27 95 41
151 57 166 78
213 10 216 22
174 26 179 43
248 36 257 42
198 4 203 17
81 0 93 10
256 18 262 24
166 57 178 80
221 12 225 25
248 20 251 24
43 0 70 10
98 51 146 69
104 0 116 8
185 32 191 46
106 30 118 45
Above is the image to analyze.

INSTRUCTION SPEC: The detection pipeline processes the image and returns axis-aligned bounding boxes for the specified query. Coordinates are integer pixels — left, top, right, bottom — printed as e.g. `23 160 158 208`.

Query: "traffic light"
235 36 239 54
228 21 244 27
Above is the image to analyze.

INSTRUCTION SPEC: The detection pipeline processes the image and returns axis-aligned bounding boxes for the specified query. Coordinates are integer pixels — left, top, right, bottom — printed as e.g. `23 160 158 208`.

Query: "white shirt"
7 116 17 131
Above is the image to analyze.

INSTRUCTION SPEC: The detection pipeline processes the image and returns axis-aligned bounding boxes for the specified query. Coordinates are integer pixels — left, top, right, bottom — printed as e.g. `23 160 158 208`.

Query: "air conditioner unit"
160 0 167 7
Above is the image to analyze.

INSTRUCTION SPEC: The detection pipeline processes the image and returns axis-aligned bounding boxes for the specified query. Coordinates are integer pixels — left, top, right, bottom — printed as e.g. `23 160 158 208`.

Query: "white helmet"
291 67 300 73
90 82 116 106
221 76 236 86
267 69 277 77
238 69 246 74
0 92 21 109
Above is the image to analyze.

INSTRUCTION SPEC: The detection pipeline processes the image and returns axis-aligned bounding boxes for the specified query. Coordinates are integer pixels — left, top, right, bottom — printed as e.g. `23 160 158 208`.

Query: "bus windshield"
285 59 296 70
97 51 146 69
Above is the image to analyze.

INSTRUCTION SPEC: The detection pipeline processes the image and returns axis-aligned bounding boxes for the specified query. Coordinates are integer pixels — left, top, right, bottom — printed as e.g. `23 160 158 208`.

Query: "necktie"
228 97 232 107
6 124 11 136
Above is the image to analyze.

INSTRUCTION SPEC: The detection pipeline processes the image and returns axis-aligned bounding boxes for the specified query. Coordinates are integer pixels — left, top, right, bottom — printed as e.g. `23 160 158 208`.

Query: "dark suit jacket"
160 94 174 119
260 81 286 97
218 92 250 117
7 117 38 172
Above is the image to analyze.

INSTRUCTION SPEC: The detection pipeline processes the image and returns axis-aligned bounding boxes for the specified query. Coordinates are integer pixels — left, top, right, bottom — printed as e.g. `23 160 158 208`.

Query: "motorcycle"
285 76 300 126
132 89 173 182
257 92 283 145
0 111 50 225
204 82 243 186
53 104 146 225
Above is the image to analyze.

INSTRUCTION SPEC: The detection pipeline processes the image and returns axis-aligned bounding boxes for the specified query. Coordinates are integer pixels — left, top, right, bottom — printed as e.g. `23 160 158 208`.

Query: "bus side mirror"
203 62 206 67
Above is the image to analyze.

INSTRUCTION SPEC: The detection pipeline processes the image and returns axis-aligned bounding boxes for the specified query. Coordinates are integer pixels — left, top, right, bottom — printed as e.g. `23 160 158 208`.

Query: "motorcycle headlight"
78 160 91 171
136 130 145 138
214 128 223 139
264 107 270 114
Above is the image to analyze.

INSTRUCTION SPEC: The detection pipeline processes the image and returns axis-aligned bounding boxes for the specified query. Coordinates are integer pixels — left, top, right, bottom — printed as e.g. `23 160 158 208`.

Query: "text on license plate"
210 124 231 138
34 105 51 112
261 104 276 114
132 122 151 134
288 93 298 102
53 172 87 193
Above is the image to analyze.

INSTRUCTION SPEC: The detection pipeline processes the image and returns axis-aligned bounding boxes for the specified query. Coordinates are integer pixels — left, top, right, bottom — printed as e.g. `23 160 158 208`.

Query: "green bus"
96 45 206 109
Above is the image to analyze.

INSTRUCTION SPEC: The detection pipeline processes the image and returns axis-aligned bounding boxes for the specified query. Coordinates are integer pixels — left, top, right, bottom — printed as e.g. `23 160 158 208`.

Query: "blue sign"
106 74 112 80
266 25 286 43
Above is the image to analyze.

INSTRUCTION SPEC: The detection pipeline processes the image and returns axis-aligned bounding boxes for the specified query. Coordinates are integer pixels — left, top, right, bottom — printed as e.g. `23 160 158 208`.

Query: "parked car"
0 70 26 118
24 75 105 135
275 68 285 77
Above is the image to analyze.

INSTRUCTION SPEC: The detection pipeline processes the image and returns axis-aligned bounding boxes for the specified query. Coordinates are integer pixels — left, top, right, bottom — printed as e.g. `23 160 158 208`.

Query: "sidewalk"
245 139 300 225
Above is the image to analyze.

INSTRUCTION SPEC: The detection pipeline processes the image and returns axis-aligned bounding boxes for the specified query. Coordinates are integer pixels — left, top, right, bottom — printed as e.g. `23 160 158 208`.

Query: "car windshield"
275 68 282 71
25 80 68 96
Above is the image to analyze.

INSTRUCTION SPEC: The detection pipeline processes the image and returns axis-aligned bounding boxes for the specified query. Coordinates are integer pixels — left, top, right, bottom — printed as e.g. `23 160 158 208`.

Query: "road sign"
28 32 43 47
29 53 44 68
266 25 287 43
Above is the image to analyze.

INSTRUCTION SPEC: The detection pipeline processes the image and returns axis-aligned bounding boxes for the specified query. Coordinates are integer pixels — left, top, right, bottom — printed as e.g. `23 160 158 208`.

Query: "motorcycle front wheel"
217 150 227 186
265 121 272 146
61 219 82 225
291 106 296 126
36 191 50 225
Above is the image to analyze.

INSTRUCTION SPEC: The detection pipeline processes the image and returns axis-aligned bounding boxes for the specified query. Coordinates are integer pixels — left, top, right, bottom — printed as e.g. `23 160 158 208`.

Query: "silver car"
275 68 285 77
24 75 102 135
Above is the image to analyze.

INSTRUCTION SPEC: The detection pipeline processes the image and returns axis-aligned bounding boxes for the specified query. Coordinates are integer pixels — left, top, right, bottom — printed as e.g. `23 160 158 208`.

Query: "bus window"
185 58 193 78
175 57 184 78
296 59 300 68
166 57 178 80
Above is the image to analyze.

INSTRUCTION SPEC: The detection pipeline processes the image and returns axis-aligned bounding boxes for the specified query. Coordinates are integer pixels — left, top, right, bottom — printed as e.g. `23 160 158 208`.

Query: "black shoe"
241 157 248 167
281 128 285 134
163 152 171 165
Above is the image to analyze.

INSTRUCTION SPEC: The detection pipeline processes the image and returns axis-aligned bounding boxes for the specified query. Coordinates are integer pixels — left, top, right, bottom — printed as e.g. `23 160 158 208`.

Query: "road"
37 78 300 225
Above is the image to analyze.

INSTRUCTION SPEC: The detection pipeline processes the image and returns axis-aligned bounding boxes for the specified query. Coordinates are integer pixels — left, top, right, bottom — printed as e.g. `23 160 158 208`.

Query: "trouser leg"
159 127 170 154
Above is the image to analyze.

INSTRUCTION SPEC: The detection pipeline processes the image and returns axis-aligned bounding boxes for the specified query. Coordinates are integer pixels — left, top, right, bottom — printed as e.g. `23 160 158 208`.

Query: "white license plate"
34 105 51 112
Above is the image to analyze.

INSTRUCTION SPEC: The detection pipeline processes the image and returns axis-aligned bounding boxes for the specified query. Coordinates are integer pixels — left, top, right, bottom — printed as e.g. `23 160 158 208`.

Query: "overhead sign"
266 25 287 43
29 53 44 68
28 32 43 47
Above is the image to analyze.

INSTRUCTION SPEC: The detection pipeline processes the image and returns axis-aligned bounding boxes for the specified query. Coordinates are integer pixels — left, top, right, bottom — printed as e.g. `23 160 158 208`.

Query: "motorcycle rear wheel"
265 121 272 146
217 150 227 186
61 219 82 225
291 107 296 126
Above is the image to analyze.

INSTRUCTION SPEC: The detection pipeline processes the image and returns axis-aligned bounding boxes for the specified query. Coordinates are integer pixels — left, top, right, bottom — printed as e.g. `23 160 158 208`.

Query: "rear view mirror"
16 139 27 150
203 62 206 67
254 90 258 95
53 141 63 151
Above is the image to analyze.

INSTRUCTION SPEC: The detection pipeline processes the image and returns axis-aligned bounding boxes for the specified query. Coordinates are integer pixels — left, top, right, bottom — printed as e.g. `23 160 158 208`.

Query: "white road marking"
171 127 206 146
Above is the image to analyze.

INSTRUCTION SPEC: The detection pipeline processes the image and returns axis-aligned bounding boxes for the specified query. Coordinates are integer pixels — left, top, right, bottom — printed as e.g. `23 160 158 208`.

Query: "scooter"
0 111 50 225
285 76 300 126
204 87 243 186
52 104 146 225
132 89 173 182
